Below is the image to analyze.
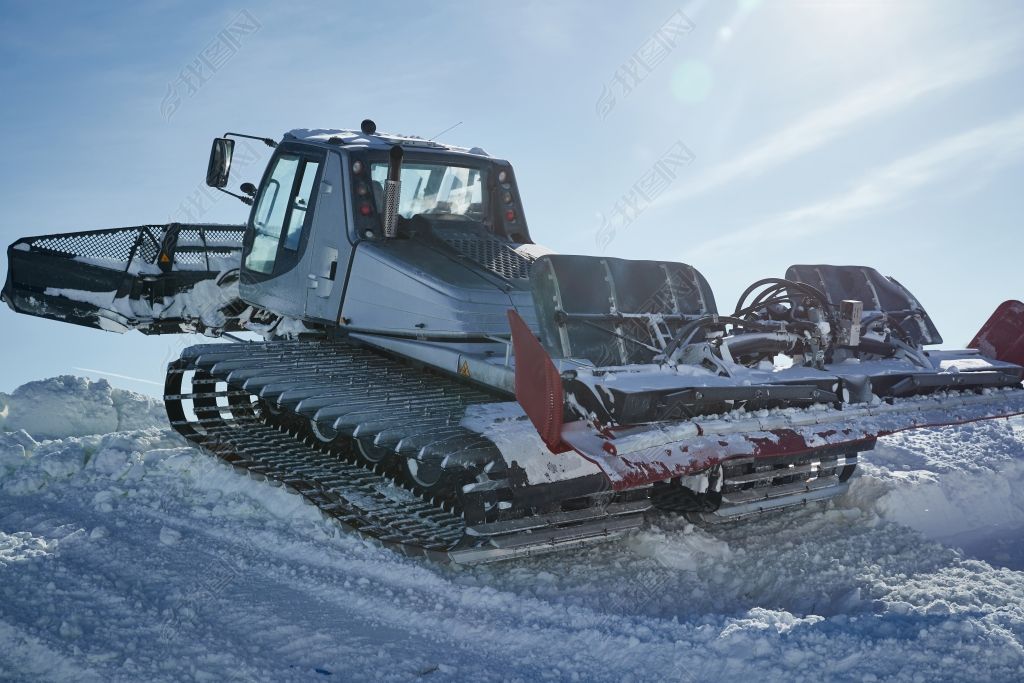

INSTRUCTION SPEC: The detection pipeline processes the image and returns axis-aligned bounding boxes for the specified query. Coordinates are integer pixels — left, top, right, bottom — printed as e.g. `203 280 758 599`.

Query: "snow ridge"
0 376 166 440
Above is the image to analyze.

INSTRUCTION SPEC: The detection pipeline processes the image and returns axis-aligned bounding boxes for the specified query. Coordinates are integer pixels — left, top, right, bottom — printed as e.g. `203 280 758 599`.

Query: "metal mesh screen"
438 230 534 280
31 227 156 262
173 227 245 265
383 180 401 238
24 224 245 267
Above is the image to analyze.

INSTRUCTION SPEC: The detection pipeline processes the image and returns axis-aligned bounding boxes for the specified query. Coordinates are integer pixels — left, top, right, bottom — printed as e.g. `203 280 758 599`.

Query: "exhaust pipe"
383 145 403 238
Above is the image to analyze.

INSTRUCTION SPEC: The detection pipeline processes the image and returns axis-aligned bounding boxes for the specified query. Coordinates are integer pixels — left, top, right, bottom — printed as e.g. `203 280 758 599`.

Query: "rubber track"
164 338 648 563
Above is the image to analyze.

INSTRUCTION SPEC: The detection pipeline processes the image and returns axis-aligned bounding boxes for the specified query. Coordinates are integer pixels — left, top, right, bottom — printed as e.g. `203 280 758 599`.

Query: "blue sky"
2 0 1023 395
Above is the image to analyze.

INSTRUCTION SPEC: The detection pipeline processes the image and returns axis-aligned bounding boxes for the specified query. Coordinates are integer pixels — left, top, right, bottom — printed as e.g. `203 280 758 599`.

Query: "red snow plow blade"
507 308 570 453
970 300 1024 367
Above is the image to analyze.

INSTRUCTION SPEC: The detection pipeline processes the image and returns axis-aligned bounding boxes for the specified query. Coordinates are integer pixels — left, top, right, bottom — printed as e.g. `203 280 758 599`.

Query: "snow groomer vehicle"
6 120 1024 562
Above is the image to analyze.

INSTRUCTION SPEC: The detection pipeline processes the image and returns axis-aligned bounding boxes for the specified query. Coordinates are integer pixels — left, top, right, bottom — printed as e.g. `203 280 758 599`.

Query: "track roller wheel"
404 457 448 493
402 457 479 507
353 436 398 471
309 418 340 443
260 400 303 432
307 418 352 457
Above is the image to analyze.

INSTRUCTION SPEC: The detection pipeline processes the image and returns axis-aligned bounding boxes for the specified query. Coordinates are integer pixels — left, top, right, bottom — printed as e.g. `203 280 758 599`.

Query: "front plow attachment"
2 224 247 334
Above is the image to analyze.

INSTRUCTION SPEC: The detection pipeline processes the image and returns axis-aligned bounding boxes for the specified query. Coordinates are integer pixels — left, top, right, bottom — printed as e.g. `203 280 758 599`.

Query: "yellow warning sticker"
458 360 471 377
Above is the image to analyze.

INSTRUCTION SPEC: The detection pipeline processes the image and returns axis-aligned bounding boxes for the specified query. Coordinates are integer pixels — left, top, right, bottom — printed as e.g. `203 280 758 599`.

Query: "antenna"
429 121 463 141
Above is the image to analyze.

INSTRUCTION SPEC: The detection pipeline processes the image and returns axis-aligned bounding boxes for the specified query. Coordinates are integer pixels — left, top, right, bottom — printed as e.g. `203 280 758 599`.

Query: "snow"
0 376 166 440
460 402 602 484
285 128 487 156
571 347 1020 394
270 316 317 339
2 376 1024 681
70 254 239 276
45 274 240 331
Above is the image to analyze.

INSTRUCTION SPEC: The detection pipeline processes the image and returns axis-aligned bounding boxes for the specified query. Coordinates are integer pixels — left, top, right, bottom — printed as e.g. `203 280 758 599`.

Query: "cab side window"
284 160 320 250
245 152 322 275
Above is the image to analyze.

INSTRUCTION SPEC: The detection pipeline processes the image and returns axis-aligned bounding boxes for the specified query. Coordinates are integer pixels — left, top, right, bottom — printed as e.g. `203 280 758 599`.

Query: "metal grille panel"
439 230 534 280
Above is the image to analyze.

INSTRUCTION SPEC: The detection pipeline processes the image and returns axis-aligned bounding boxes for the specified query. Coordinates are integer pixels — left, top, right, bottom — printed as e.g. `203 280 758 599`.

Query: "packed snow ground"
1 377 1023 682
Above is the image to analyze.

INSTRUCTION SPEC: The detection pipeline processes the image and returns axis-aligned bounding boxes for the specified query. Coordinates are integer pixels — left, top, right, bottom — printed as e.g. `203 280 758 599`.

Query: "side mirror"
240 182 257 197
206 137 235 188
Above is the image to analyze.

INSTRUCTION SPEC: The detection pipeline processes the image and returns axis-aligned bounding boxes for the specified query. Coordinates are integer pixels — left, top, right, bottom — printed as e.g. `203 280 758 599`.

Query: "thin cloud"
73 367 163 387
654 33 1021 210
688 110 1024 257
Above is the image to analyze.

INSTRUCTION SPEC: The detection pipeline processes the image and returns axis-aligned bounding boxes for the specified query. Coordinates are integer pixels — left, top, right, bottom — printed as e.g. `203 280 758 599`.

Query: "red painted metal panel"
970 300 1024 367
507 309 571 453
561 391 1024 491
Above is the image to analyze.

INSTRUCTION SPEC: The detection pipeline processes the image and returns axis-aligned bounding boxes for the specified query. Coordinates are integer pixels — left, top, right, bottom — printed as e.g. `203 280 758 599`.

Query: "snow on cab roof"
284 128 491 157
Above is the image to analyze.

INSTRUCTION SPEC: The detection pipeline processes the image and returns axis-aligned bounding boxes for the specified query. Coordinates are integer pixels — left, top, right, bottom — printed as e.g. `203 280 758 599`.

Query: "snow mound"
0 376 166 439
846 418 1024 569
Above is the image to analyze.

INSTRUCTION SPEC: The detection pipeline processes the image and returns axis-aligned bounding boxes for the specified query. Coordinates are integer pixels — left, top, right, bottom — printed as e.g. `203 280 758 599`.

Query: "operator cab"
205 123 538 337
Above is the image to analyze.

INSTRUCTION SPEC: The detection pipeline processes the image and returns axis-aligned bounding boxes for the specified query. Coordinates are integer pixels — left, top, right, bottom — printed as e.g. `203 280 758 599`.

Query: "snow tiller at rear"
5 122 1024 562
512 258 1024 523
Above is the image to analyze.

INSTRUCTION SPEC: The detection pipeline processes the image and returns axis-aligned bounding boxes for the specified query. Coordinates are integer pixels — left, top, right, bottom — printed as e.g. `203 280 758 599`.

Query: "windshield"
370 161 486 220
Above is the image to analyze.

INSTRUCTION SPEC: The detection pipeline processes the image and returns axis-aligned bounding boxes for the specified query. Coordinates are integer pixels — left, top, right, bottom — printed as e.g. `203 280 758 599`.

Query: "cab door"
302 150 349 322
239 145 326 319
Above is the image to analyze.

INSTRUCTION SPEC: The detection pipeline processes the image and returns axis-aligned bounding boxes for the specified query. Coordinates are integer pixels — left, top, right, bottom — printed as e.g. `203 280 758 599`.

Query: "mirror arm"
225 132 277 148
216 187 254 206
